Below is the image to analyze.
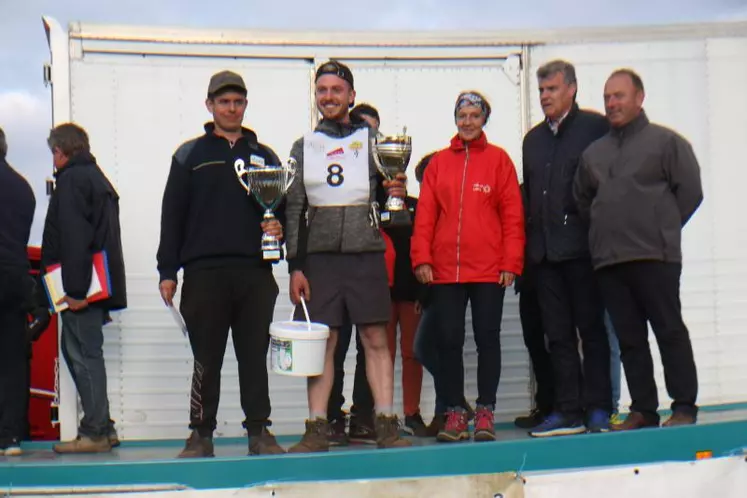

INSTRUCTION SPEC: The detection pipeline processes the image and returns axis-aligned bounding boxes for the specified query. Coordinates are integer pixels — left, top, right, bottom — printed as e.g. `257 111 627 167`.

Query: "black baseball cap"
207 70 247 97
315 60 354 90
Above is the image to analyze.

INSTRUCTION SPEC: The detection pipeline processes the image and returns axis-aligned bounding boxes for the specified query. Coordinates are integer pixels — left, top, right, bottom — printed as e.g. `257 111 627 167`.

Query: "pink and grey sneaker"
473 405 496 442
436 408 470 443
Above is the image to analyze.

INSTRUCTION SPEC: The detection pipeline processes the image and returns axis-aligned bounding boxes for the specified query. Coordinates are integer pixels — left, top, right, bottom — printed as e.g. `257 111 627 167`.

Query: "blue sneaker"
529 412 586 438
587 409 610 433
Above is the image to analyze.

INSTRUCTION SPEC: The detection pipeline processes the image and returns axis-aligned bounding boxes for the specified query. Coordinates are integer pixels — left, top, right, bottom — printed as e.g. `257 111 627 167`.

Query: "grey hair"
537 60 577 86
0 127 6 158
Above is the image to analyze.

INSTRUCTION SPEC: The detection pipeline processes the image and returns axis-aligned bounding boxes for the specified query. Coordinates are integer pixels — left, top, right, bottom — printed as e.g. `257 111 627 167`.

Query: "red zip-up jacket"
411 132 525 284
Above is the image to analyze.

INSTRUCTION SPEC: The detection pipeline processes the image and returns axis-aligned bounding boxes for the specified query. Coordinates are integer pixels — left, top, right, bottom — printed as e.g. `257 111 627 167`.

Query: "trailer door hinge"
502 54 522 86
43 63 52 87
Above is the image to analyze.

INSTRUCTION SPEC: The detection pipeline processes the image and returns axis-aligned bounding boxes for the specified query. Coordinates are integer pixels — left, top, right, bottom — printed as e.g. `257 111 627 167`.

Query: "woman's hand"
499 271 516 287
415 264 433 284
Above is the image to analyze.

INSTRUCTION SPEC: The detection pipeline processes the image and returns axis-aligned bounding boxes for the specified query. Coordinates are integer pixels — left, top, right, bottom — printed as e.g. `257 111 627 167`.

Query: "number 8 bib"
303 129 370 207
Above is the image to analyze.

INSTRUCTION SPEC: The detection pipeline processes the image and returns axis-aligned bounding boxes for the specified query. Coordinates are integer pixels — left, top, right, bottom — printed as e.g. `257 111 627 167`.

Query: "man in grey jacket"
574 69 703 431
284 60 411 452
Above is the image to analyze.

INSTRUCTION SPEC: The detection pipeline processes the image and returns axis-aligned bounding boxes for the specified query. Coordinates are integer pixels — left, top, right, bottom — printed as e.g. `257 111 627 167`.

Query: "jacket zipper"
456 145 470 282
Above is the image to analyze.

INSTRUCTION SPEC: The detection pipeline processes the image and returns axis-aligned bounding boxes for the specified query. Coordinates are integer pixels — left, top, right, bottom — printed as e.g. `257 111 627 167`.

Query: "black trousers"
433 283 506 409
180 264 278 437
537 259 611 416
0 268 30 443
327 314 374 421
518 280 554 414
596 262 698 423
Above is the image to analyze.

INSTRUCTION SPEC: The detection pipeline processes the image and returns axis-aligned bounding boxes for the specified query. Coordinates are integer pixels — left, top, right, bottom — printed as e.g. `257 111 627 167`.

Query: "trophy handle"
370 135 392 180
284 158 298 192
234 159 251 194
234 158 248 176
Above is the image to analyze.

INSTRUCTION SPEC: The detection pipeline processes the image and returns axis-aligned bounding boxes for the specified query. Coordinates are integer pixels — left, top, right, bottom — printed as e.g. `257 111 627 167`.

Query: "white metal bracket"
502 53 522 86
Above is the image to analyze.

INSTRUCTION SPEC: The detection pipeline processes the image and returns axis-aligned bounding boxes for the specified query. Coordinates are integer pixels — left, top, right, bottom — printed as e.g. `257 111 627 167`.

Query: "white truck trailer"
42 16 747 441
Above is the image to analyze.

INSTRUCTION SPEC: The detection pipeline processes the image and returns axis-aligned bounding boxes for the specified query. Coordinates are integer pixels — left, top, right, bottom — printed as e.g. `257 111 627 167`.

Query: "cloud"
0 89 53 245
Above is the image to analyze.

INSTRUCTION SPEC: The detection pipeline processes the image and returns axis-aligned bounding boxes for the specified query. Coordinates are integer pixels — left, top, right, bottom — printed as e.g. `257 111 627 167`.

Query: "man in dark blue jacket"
157 71 285 458
522 60 612 437
0 127 36 456
41 123 127 453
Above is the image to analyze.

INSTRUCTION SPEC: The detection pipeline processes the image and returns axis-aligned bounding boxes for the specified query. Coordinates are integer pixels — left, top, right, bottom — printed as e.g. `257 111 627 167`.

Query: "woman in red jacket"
411 90 525 443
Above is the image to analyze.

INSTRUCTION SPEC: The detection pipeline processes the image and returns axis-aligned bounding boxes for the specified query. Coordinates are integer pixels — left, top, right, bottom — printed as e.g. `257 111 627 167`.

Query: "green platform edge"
2 403 747 491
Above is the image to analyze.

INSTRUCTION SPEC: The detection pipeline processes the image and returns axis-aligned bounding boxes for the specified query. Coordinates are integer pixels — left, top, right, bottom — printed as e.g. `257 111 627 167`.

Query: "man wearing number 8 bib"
285 60 412 452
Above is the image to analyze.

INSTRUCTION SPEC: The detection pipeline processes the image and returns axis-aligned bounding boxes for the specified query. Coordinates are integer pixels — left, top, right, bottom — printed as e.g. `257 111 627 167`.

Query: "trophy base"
380 209 411 227
262 249 282 261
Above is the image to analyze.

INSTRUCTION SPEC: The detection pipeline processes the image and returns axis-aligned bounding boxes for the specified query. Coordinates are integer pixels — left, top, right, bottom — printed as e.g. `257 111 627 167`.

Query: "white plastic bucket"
269 298 329 377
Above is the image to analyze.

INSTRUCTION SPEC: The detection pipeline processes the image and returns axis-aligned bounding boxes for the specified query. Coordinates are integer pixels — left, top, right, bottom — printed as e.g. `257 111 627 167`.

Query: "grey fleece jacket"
285 119 385 272
573 111 703 270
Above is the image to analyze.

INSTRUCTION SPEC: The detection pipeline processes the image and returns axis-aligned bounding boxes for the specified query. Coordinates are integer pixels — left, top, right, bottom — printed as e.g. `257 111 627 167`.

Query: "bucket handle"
289 296 312 332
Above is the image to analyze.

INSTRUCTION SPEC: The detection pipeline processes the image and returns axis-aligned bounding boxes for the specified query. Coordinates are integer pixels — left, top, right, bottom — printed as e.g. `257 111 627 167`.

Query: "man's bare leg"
307 328 338 418
358 323 411 448
358 323 394 412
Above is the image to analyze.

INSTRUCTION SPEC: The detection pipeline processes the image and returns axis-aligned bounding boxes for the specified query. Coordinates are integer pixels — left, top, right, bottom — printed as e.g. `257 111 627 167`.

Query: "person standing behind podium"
40 123 127 454
157 70 285 458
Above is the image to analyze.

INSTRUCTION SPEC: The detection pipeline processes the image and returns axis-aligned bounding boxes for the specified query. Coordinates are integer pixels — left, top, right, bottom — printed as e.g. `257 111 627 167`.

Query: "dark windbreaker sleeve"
56 172 94 300
156 153 191 283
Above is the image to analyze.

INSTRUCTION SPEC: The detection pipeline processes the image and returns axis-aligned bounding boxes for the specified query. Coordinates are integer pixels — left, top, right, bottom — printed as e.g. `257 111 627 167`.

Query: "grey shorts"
295 252 391 329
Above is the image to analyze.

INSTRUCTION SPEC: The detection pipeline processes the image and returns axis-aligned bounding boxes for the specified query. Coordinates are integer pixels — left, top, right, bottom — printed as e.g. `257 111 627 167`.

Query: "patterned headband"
455 92 490 119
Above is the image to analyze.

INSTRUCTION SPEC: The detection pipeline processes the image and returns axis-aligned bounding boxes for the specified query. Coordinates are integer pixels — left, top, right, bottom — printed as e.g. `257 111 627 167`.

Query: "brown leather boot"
288 419 330 454
610 412 659 431
662 411 696 427
248 427 286 455
375 414 412 449
177 430 214 458
54 435 112 454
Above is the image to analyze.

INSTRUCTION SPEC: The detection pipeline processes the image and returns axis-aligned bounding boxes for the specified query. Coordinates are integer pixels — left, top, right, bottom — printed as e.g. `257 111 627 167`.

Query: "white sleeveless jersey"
303 128 370 207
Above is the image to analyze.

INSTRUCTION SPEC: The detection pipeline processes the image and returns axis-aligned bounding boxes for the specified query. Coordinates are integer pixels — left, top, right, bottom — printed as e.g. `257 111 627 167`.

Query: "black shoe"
349 413 377 444
425 413 445 437
0 438 22 456
514 408 548 429
404 413 429 437
328 417 349 446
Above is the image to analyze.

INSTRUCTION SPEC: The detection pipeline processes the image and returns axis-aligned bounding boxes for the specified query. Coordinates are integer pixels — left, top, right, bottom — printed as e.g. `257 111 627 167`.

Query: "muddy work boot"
375 414 412 449
53 435 112 454
288 418 330 454
177 430 214 458
248 427 286 455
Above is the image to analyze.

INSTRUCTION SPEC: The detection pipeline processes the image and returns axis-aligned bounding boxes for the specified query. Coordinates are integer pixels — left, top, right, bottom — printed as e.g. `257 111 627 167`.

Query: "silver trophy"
372 127 412 227
234 158 297 261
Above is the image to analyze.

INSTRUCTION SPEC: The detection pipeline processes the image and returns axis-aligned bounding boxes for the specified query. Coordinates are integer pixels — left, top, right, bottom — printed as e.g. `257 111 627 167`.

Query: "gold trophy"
371 127 412 227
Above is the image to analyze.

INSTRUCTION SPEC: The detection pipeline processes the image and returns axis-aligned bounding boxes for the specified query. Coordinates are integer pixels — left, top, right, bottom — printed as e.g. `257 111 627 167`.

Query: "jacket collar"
547 102 580 136
315 117 366 138
203 122 259 146
449 131 488 152
610 110 649 141
54 151 97 178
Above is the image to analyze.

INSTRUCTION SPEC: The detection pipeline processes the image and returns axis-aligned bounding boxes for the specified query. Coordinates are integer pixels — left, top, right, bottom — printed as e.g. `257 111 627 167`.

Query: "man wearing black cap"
157 70 285 458
327 102 381 446
284 60 411 452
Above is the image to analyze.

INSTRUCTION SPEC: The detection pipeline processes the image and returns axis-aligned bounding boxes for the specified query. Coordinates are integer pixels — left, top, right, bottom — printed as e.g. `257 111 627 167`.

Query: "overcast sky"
1 0 746 243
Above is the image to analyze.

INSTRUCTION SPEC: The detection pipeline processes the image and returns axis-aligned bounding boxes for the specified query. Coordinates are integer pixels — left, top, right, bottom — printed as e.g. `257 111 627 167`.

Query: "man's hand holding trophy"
234 157 297 261
372 127 412 227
